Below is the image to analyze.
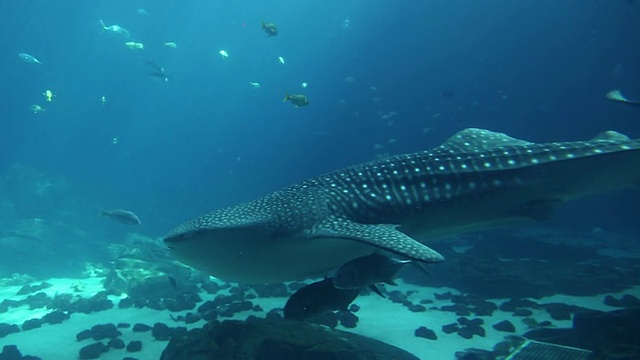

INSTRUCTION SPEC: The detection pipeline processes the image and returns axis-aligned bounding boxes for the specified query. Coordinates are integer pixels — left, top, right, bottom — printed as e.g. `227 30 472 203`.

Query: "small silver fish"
99 20 131 38
18 53 41 64
99 209 141 225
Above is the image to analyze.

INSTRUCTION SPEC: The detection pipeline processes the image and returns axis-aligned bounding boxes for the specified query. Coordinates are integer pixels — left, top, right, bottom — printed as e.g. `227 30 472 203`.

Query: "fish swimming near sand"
100 209 141 225
284 277 361 321
164 128 640 284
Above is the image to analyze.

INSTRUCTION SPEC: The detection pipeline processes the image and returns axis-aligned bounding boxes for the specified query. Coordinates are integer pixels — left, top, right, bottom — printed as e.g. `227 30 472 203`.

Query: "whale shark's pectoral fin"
311 217 445 263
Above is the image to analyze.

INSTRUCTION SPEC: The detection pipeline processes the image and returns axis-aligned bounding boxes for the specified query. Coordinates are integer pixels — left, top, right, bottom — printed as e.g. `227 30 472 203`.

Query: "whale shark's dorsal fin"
438 128 533 153
591 130 630 142
311 216 445 263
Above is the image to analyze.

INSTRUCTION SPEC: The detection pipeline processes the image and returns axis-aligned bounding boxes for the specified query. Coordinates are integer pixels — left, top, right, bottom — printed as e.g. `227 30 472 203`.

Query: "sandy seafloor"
1 275 639 360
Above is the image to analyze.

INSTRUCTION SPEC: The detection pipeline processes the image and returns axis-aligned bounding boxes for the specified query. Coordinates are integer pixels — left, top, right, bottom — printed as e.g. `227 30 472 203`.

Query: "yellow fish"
125 42 144 49
43 90 54 102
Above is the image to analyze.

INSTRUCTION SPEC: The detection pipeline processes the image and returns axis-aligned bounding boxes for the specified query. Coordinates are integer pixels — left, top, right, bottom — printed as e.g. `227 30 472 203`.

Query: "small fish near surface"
283 93 309 108
261 21 278 37
164 128 640 284
99 20 131 38
18 53 42 64
100 209 141 225
283 277 361 321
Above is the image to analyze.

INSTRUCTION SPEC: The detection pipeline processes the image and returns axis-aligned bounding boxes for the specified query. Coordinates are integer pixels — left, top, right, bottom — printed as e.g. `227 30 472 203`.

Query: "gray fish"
333 253 408 290
100 209 141 225
283 93 309 108
261 21 278 37
18 53 41 64
283 277 361 321
164 128 640 284
147 60 171 82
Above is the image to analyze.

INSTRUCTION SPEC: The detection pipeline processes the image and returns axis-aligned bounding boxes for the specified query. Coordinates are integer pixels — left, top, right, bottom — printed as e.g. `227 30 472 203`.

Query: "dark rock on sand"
76 329 93 341
414 326 437 340
197 300 216 314
16 282 51 295
160 318 419 360
24 292 50 310
0 323 20 338
78 342 108 359
541 302 578 321
473 300 498 316
132 323 151 332
107 337 125 349
90 323 121 340
336 310 359 328
513 308 533 317
41 310 69 324
457 318 485 339
126 340 142 352
152 323 174 341
118 297 133 309
1 344 41 360
442 323 459 334
183 312 201 324
457 317 483 326
493 320 516 333
54 291 113 314
440 303 471 316
21 319 42 331
406 303 427 312
603 294 640 308
219 300 254 317
434 291 453 300
200 279 221 294
499 298 539 312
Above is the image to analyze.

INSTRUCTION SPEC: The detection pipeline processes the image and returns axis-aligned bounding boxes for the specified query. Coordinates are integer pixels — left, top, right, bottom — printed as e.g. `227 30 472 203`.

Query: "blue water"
0 0 639 274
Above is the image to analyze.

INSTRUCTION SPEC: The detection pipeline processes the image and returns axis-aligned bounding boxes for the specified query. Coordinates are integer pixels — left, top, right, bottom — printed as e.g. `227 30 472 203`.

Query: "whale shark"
164 128 640 284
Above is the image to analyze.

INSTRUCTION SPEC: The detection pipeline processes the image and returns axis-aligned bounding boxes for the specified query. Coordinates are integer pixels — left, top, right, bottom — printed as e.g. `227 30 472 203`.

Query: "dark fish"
283 278 361 321
333 253 408 290
261 21 278 36
99 209 141 225
147 60 171 82
283 93 309 108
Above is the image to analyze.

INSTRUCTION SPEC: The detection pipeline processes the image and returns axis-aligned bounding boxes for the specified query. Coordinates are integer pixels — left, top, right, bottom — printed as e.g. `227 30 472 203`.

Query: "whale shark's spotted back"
165 128 640 283
308 128 639 224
